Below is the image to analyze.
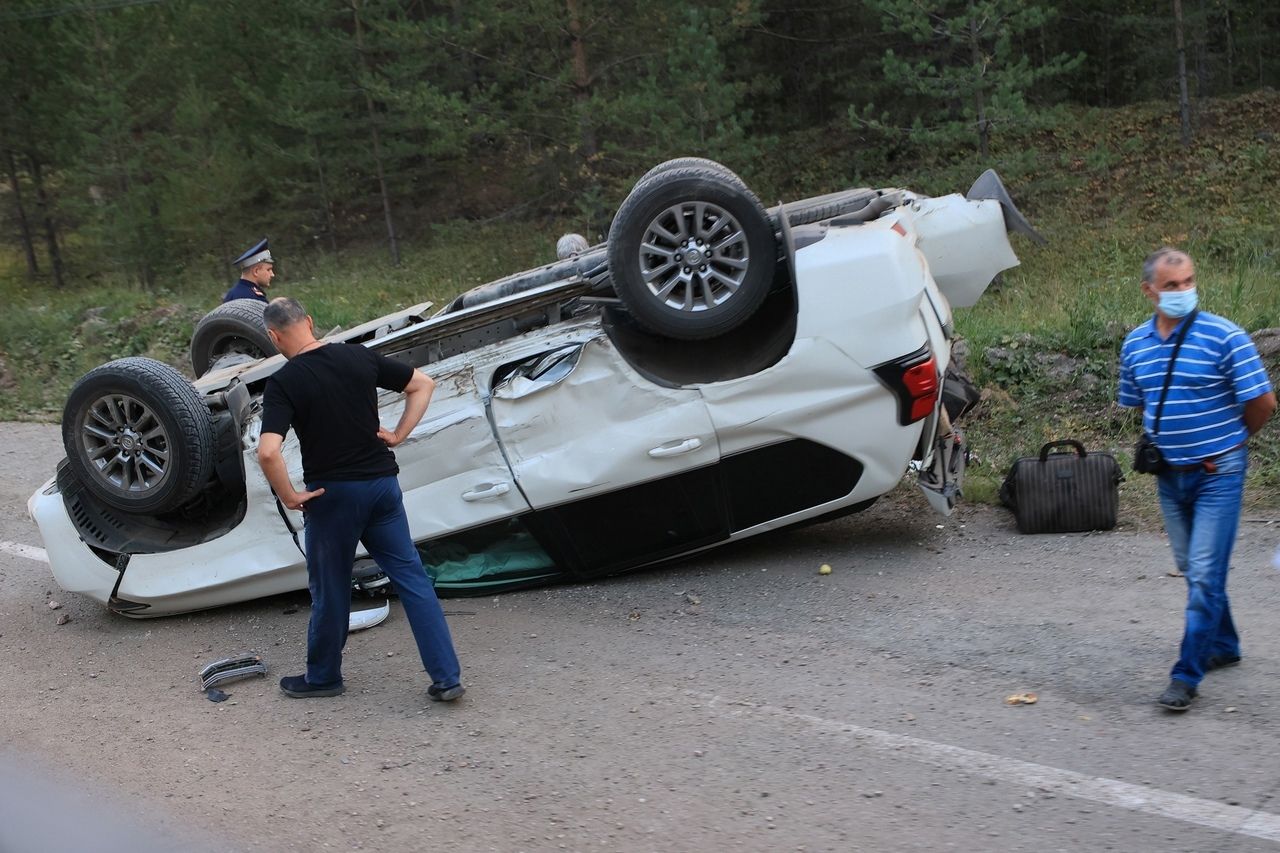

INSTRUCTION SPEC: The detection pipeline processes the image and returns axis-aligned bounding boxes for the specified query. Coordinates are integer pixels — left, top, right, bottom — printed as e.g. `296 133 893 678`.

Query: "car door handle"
461 482 511 502
648 437 703 458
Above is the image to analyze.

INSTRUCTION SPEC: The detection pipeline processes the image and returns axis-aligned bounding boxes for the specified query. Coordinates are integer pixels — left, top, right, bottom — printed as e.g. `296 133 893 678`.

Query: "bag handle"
1039 440 1087 462
1152 309 1199 434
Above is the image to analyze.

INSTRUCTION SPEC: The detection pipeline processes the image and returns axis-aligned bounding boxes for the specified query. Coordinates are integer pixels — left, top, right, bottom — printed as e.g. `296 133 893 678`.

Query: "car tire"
781 188 886 227
608 164 777 340
62 357 216 515
637 157 750 191
190 299 277 377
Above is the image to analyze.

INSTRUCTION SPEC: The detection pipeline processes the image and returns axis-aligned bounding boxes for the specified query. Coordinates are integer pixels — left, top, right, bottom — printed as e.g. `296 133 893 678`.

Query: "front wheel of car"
190 298 277 377
608 163 777 340
62 357 216 515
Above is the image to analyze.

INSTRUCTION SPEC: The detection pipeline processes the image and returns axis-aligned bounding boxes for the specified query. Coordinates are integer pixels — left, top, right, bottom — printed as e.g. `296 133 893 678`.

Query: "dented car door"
376 360 532 543
489 334 727 576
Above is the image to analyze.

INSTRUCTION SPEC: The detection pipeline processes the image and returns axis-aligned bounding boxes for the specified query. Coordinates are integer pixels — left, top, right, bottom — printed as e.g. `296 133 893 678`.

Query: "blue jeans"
302 476 462 690
1156 445 1247 688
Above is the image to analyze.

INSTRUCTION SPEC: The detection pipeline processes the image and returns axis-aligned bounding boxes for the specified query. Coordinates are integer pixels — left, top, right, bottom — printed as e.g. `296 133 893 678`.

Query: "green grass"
2 92 1277 513
0 219 570 420
955 221 1280 515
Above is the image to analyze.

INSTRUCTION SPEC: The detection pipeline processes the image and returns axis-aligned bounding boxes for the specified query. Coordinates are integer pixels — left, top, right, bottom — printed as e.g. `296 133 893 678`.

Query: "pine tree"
857 0 1084 158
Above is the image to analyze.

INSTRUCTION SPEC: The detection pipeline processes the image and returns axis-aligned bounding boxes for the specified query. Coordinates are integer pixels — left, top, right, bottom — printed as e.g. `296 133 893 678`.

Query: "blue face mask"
1158 288 1198 319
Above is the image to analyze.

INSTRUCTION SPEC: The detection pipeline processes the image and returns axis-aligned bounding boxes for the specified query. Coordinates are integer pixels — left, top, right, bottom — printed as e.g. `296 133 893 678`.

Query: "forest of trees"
1 0 1276 288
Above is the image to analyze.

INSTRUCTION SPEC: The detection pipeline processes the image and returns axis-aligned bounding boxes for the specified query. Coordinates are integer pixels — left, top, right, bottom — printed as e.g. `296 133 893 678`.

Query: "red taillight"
904 358 939 422
873 348 940 425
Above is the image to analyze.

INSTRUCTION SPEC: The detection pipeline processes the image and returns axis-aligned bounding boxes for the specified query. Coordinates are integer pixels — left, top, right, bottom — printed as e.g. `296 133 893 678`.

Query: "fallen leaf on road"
1004 692 1038 705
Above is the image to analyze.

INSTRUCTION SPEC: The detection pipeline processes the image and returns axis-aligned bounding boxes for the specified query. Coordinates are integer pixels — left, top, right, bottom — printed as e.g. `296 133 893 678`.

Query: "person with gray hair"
256 296 465 702
1118 248 1275 712
556 232 590 260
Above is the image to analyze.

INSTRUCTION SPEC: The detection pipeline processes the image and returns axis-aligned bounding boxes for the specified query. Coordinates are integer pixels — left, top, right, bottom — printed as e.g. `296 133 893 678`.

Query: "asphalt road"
2 421 1279 853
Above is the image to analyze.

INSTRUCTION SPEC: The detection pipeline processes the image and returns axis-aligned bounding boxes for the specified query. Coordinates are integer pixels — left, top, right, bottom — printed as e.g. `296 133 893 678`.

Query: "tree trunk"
968 5 990 159
1102 20 1112 107
27 154 65 289
565 0 598 161
1224 2 1233 89
352 0 400 266
142 186 160 290
312 135 339 258
1174 0 1192 147
450 0 480 90
4 149 39 277
1195 0 1208 96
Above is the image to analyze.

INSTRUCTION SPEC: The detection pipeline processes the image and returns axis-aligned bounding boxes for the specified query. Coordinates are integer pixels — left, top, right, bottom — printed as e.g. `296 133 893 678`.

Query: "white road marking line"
0 541 48 563
688 690 1280 843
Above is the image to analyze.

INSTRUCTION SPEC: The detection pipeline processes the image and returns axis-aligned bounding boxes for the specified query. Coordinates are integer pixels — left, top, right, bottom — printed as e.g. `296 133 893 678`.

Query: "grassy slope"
953 91 1280 515
1 92 1277 509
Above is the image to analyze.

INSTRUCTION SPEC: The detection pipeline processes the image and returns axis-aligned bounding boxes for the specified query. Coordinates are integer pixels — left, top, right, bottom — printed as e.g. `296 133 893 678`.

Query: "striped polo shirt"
1118 311 1272 465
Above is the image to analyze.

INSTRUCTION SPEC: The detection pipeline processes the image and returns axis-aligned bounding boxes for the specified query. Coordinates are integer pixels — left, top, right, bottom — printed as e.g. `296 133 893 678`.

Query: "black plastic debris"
205 688 229 703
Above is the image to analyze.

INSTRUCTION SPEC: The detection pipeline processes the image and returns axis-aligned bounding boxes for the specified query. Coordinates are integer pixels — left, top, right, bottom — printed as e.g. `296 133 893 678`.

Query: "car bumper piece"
917 422 967 517
199 654 267 690
349 600 391 632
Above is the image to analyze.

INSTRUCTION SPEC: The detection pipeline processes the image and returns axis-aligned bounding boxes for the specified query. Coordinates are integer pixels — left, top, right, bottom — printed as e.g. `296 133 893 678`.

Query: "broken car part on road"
198 654 266 691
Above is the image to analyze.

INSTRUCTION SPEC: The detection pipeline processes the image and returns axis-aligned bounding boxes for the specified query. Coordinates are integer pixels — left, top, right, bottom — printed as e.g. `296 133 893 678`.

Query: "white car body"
29 186 1023 616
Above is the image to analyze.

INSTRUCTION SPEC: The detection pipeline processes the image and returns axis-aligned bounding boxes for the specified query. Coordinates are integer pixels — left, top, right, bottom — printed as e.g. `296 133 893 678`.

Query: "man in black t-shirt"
257 297 464 702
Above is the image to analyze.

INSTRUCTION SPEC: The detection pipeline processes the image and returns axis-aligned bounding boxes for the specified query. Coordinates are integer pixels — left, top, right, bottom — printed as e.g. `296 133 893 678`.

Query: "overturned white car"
29 159 1039 616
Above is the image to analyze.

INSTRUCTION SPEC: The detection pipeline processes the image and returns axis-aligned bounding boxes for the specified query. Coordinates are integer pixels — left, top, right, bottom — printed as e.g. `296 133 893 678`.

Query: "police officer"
223 238 275 303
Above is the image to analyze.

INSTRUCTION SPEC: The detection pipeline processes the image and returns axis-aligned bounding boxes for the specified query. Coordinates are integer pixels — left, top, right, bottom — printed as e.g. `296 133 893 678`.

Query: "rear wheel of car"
62 357 216 515
608 164 777 340
637 157 750 191
190 299 277 377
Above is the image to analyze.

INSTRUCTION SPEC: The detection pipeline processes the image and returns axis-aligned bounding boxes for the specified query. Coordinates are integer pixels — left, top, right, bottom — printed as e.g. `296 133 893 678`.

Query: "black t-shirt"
260 343 414 483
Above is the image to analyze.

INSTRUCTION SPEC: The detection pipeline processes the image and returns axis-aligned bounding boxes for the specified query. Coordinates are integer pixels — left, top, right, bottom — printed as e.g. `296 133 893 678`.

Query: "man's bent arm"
257 432 325 510
381 370 435 448
1244 391 1277 436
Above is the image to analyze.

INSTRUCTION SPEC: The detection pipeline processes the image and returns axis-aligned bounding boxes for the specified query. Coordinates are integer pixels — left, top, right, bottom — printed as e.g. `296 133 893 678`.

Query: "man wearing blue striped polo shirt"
1119 247 1275 712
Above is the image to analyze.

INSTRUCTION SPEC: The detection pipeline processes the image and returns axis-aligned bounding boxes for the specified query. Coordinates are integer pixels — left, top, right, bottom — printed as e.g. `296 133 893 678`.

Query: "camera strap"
1151 309 1199 435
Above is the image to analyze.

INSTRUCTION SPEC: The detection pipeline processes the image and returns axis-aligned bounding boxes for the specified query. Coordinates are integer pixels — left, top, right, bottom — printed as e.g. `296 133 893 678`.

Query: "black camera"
1132 433 1167 474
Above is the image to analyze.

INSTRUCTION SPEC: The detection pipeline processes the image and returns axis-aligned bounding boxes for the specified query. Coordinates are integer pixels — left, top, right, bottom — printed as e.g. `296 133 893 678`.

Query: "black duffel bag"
999 440 1122 534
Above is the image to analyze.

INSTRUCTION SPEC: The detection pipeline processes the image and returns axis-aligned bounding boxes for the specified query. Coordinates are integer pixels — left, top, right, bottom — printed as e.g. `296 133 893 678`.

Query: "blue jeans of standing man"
1156 445 1247 688
302 476 462 691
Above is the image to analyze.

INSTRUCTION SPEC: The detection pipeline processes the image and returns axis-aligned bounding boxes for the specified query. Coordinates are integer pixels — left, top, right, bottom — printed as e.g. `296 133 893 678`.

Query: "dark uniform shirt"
223 278 267 303
260 343 414 483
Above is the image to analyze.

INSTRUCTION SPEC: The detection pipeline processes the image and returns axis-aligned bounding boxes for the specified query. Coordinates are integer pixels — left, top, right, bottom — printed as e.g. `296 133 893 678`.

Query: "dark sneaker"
1157 679 1196 712
1206 654 1241 672
279 674 345 698
428 683 466 702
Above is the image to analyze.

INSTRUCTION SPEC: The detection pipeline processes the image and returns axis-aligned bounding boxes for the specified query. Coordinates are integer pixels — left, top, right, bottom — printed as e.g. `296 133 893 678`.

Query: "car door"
273 353 532 552
385 357 532 543
488 333 727 577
